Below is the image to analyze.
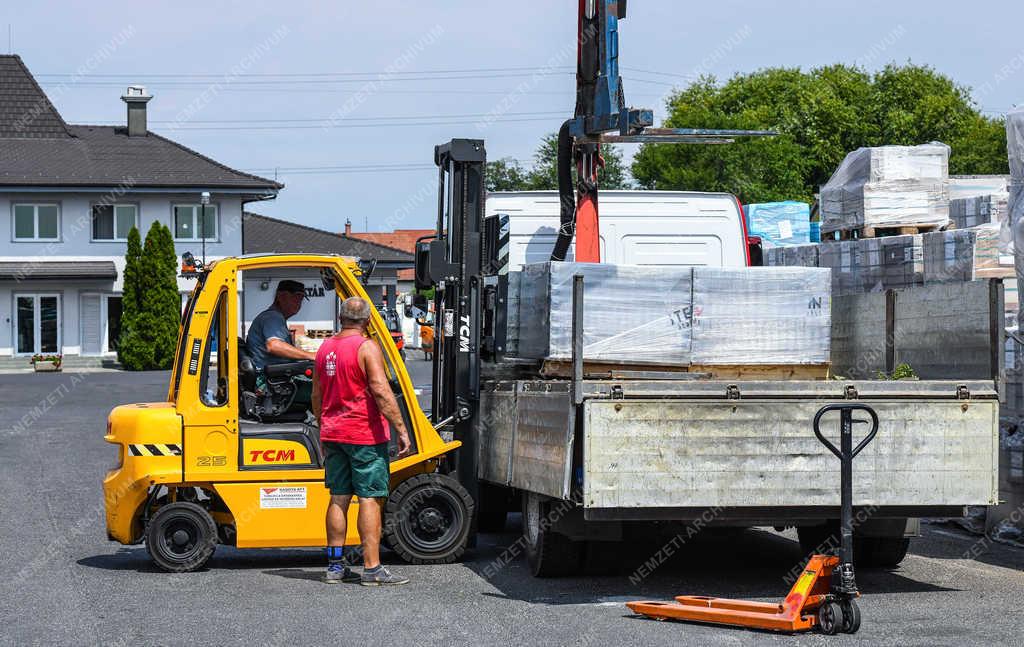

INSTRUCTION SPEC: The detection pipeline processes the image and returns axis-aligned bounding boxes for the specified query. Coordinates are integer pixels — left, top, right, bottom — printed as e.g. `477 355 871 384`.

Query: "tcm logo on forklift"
249 449 296 463
459 315 471 352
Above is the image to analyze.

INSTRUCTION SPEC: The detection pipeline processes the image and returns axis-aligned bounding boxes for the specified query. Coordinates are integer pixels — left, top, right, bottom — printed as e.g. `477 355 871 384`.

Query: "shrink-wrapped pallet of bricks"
690 267 831 365
515 262 694 365
512 262 831 367
820 143 951 236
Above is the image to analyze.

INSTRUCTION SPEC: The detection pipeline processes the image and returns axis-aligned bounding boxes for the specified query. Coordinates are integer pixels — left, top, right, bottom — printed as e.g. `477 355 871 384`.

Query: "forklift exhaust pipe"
550 119 576 262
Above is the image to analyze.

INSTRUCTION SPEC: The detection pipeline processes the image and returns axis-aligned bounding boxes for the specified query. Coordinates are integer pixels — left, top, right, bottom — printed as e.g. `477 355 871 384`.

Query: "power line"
34 65 576 79
80 110 567 125
153 116 557 131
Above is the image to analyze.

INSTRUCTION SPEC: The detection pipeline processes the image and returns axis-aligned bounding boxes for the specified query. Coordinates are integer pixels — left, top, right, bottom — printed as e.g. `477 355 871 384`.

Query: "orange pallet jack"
628 404 879 635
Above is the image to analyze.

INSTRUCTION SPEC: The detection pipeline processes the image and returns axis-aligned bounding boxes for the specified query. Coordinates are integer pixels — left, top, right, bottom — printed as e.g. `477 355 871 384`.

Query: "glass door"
14 294 61 355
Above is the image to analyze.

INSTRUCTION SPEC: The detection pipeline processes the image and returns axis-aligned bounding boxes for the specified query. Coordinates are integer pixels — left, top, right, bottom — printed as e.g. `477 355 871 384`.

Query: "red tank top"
315 334 389 445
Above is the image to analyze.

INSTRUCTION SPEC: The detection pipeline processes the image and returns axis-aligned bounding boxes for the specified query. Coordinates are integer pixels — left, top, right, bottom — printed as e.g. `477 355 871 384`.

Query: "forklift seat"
237 337 257 393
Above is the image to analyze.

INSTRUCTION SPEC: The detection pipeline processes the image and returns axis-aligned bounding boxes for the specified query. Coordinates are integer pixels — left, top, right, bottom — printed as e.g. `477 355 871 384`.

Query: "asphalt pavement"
3 364 1024 646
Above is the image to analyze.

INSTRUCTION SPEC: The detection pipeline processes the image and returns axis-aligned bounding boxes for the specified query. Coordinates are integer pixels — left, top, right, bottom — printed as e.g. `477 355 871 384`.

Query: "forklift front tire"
145 502 218 573
384 473 474 565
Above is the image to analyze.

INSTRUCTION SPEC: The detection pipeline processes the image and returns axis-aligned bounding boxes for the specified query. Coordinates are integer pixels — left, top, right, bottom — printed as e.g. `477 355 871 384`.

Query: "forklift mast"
416 138 508 505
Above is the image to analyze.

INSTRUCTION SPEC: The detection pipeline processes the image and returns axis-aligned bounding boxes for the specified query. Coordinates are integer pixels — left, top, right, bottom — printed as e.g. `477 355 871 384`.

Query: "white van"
485 190 753 269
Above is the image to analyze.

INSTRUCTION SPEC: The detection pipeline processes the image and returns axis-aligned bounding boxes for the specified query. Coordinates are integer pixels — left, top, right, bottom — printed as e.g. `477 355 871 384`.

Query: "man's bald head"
340 296 372 329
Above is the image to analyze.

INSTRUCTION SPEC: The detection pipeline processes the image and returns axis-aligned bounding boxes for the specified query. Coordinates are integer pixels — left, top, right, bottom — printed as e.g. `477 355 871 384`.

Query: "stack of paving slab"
820 143 951 236
511 261 831 368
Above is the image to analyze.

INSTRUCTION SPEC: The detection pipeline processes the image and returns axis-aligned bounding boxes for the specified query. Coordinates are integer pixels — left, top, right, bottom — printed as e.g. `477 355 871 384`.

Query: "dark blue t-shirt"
246 307 292 370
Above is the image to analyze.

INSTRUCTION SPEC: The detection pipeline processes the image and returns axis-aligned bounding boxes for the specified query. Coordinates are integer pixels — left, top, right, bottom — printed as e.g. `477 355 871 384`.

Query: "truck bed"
476 378 999 522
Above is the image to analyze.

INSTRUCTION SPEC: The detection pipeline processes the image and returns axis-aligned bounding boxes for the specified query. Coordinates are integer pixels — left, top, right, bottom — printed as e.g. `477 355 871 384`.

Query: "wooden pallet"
303 329 336 339
539 360 831 381
826 224 942 241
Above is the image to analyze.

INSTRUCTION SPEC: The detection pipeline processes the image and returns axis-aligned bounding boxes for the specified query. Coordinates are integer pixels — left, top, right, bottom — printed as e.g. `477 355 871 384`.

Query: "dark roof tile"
243 213 413 264
0 55 281 191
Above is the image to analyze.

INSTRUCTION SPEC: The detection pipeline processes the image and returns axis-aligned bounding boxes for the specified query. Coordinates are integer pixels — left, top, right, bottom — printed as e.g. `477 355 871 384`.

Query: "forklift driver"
245 280 317 411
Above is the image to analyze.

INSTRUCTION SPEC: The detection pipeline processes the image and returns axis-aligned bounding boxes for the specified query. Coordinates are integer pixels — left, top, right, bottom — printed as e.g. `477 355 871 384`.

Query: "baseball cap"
276 280 308 299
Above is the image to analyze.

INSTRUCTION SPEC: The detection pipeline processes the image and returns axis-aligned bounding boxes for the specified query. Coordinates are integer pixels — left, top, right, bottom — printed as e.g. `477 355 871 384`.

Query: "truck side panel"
582 398 999 509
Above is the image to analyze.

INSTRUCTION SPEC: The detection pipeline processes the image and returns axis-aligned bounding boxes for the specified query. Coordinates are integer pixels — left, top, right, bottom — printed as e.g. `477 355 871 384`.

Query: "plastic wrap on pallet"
764 244 819 268
505 271 521 356
515 262 694 365
950 196 993 229
744 201 811 247
1009 108 1024 336
817 236 923 295
690 267 831 364
820 143 951 234
922 225 1013 285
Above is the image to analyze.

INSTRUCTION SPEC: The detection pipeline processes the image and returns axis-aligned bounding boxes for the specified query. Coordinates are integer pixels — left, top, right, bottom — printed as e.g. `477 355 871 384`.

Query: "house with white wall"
0 55 281 358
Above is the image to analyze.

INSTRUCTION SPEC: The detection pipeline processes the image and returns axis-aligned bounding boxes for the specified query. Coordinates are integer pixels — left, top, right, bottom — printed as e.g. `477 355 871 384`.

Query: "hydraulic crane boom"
552 0 774 263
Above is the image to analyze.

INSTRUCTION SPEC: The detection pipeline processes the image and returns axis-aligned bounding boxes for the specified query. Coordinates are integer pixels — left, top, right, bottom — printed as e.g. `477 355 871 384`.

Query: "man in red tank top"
312 296 411 585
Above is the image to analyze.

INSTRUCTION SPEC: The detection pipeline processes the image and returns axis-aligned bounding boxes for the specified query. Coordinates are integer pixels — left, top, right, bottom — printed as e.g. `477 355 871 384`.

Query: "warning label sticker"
259 486 307 509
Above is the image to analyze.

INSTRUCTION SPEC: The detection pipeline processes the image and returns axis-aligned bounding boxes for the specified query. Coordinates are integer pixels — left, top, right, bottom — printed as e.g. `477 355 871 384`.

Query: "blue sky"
10 0 1024 232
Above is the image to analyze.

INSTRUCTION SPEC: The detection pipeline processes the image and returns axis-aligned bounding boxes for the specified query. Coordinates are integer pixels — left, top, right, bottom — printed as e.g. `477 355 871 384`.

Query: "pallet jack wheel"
841 599 861 634
817 601 844 635
145 501 217 573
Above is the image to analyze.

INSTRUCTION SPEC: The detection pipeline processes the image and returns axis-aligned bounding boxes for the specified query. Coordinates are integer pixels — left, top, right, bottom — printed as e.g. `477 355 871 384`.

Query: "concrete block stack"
820 143 951 237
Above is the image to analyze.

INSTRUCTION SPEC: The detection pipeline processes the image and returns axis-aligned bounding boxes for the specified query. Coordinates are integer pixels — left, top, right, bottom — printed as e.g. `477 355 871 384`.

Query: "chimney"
120 85 152 137
344 219 352 236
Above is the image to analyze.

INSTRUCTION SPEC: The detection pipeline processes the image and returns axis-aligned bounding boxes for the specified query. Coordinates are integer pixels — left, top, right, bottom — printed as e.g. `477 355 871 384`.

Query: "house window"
174 204 218 241
91 204 138 241
13 204 60 241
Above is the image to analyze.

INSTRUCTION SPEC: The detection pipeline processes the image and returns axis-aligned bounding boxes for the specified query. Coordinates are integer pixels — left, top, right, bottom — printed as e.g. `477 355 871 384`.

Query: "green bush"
119 223 180 370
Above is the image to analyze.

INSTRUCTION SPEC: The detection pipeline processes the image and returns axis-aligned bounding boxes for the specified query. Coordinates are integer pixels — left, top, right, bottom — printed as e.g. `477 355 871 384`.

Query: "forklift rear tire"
522 492 582 577
145 502 217 573
384 473 474 564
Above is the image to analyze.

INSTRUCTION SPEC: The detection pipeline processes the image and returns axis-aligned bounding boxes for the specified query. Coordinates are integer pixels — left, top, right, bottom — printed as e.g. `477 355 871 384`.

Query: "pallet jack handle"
811 404 878 568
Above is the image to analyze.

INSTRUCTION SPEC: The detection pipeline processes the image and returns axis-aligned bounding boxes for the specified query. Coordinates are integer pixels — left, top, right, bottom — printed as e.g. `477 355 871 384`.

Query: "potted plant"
30 353 62 372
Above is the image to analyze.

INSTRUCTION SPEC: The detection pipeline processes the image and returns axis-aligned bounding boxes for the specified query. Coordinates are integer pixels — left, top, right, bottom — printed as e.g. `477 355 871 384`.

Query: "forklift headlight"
112 444 124 470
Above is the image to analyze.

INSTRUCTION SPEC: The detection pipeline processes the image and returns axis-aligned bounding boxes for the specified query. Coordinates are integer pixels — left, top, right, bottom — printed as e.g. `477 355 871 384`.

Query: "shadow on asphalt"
462 515 958 606
911 523 1024 571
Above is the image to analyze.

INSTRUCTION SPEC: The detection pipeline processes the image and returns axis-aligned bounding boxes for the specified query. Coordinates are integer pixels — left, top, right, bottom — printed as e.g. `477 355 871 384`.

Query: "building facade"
0 55 280 357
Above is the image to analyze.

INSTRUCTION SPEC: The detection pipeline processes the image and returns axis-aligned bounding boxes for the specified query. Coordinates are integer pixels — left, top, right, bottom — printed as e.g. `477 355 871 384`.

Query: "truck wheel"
856 536 910 568
797 524 910 568
145 502 217 573
522 492 582 577
384 473 474 564
477 482 511 533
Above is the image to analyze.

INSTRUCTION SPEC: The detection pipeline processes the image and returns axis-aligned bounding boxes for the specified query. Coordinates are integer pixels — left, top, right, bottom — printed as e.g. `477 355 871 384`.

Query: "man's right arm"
360 341 411 456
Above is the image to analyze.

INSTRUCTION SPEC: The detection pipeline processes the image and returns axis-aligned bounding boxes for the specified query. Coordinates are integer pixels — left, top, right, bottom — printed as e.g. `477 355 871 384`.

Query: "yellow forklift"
103 252 474 572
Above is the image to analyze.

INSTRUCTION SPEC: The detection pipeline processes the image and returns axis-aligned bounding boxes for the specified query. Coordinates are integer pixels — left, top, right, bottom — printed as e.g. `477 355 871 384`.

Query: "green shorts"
323 442 390 498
